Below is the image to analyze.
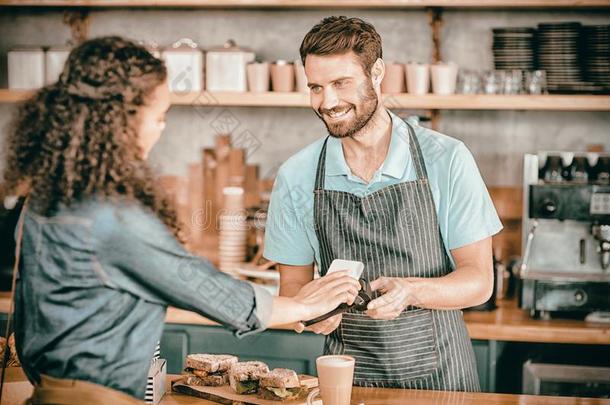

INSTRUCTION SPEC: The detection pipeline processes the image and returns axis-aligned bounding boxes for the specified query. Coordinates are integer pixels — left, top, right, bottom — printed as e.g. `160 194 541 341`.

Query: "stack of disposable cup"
218 187 248 274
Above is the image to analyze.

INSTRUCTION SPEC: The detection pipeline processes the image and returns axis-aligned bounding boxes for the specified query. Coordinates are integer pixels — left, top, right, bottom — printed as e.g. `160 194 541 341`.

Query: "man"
264 16 502 392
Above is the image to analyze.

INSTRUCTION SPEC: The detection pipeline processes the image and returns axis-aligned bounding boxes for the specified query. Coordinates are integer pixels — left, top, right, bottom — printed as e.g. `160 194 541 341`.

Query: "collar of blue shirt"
324 111 416 183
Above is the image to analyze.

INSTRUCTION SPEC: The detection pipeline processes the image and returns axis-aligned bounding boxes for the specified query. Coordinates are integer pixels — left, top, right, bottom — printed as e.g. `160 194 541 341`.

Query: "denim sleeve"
91 201 272 338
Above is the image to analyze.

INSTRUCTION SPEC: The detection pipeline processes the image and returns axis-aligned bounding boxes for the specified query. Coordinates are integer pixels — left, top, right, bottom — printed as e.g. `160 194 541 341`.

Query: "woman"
2 36 359 404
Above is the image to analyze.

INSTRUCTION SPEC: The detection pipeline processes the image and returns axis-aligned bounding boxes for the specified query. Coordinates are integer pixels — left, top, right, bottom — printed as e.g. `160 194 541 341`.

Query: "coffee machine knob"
573 290 587 305
542 199 557 215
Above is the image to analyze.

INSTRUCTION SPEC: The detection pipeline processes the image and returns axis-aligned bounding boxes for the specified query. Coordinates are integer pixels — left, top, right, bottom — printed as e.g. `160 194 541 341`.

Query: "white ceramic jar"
8 47 45 90
206 39 255 92
45 46 71 85
162 38 204 93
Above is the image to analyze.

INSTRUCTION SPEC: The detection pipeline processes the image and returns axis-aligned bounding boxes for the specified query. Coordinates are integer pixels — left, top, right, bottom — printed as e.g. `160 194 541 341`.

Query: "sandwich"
182 354 238 386
258 368 306 401
228 361 269 394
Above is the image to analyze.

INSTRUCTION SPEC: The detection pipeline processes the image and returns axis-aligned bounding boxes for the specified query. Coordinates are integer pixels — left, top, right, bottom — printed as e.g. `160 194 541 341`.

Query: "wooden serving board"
172 375 320 405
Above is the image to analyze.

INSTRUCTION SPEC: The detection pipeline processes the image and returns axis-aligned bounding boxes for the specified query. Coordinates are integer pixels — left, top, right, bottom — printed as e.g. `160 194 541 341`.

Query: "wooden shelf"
1 0 609 8
381 93 610 111
2 89 610 111
0 89 33 103
171 90 311 107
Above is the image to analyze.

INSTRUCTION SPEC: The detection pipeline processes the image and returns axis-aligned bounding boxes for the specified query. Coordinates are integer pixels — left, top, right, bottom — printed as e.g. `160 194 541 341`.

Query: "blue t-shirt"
264 111 503 268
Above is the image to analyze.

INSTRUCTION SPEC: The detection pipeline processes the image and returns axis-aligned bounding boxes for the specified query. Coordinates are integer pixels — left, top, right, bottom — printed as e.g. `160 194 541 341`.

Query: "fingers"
370 292 406 314
320 270 350 281
306 314 342 335
341 282 360 305
367 289 393 310
367 307 403 320
319 271 362 290
330 289 358 307
369 277 389 292
315 276 360 298
367 296 405 319
321 315 342 335
319 281 359 305
316 272 357 287
367 293 403 319
366 279 407 320
300 280 358 321
294 322 305 333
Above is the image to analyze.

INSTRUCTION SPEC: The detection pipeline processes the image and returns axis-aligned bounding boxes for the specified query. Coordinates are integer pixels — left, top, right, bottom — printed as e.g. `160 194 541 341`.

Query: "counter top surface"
165 298 610 345
2 293 609 345
159 376 609 405
4 369 609 405
461 299 610 344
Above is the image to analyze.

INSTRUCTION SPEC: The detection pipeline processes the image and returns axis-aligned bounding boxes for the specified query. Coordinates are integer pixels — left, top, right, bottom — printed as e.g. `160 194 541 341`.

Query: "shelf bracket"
62 8 90 46
430 109 441 131
427 7 443 64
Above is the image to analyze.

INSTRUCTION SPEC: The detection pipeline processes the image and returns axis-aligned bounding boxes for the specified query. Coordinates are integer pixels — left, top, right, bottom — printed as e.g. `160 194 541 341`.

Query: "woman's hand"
268 271 359 328
294 271 360 322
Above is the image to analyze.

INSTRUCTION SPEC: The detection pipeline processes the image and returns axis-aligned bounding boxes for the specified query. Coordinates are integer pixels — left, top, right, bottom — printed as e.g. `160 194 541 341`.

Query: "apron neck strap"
313 117 428 191
405 120 429 181
314 137 330 190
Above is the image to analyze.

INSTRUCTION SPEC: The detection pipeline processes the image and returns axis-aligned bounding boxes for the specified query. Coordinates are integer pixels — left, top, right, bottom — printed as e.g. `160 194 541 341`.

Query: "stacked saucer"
218 187 248 274
536 22 587 92
583 25 610 88
492 27 536 71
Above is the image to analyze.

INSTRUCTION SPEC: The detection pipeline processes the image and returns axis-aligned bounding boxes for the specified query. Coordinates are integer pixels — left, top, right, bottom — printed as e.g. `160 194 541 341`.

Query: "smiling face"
305 52 382 139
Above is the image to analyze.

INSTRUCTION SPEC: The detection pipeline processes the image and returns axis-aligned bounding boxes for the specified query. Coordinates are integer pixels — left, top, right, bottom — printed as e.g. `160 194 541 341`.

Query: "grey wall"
1 7 609 186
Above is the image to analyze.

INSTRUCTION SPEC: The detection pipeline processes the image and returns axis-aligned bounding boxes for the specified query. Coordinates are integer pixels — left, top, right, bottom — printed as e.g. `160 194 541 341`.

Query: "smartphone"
326 259 364 280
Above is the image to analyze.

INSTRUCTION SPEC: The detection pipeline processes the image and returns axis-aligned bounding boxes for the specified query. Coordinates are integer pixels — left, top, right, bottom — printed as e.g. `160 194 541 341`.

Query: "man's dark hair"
300 16 383 76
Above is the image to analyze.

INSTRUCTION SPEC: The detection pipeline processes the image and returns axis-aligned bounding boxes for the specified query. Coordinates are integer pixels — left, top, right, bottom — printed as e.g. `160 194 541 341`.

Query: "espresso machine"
519 151 610 319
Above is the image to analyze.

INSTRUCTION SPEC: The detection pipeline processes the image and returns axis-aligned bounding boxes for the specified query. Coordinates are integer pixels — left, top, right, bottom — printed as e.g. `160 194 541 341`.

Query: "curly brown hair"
2 36 181 239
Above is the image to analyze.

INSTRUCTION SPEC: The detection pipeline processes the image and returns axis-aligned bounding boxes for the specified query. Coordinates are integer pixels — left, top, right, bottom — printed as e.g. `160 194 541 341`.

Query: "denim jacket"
13 196 272 399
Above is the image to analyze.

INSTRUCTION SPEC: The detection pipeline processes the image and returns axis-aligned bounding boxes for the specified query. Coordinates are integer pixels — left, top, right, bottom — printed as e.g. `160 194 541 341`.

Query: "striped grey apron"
313 121 480 391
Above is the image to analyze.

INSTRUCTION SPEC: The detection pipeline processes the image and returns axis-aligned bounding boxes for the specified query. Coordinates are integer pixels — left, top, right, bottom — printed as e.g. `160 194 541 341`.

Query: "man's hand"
366 277 415 320
293 314 342 334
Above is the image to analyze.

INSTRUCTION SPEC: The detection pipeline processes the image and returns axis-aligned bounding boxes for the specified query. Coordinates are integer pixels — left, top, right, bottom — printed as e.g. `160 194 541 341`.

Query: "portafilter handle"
519 220 538 277
602 248 610 271
592 224 610 270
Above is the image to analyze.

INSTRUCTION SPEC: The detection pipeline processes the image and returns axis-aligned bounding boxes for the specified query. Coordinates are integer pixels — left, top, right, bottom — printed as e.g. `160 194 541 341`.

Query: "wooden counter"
462 299 610 345
4 370 608 405
1 292 608 345
159 375 609 405
165 298 610 345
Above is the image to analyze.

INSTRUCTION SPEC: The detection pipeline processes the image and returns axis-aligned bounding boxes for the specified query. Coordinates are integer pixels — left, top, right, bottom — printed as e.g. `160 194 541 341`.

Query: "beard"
316 81 379 139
